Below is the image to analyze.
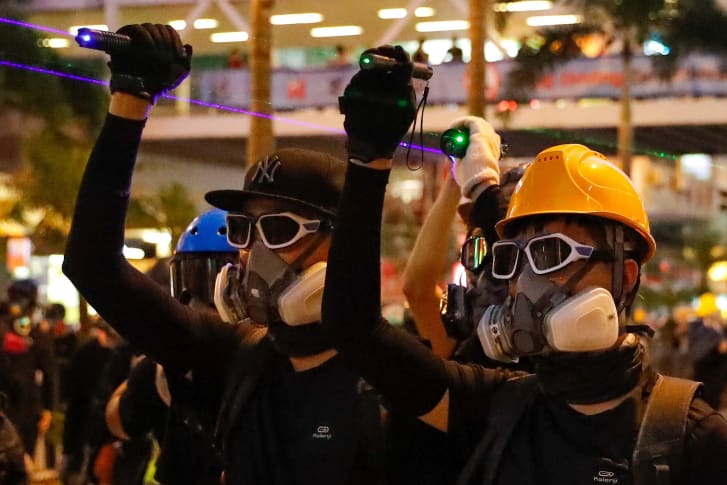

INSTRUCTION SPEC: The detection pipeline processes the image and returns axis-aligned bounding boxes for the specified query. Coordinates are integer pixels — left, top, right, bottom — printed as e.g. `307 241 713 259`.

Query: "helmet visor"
170 253 238 306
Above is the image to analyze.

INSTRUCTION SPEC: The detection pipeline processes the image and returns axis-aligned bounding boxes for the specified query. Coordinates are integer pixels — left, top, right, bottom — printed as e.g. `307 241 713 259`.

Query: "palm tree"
465 1 515 116
506 0 727 176
467 0 488 117
247 0 275 167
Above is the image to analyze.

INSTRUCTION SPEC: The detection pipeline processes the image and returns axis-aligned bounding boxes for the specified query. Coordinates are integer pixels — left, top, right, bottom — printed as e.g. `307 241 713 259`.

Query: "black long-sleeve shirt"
322 161 727 484
63 113 384 485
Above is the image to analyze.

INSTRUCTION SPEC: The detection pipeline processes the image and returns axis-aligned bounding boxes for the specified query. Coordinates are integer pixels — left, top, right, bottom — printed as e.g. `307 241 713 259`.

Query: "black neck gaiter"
266 320 333 357
532 340 646 405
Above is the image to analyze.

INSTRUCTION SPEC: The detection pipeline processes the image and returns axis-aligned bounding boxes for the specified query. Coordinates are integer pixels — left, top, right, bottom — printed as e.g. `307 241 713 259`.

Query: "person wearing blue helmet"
63 23 395 485
169 208 239 308
105 209 237 485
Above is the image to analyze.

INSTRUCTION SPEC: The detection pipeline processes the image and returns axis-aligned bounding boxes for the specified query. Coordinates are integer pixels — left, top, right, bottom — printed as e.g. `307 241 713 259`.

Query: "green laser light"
440 127 470 158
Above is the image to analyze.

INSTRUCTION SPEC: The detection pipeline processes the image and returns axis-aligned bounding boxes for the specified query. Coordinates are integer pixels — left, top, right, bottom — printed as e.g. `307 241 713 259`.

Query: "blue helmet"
171 209 238 306
176 208 236 254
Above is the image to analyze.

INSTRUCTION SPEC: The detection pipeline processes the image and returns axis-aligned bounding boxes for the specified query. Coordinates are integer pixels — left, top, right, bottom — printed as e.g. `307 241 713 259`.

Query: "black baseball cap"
205 148 345 217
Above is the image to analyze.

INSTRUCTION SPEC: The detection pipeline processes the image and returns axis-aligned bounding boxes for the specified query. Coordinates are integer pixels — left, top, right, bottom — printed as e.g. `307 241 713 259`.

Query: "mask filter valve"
477 305 519 363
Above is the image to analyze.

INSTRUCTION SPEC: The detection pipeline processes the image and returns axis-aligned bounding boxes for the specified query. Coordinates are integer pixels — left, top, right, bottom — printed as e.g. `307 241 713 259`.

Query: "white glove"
448 116 501 199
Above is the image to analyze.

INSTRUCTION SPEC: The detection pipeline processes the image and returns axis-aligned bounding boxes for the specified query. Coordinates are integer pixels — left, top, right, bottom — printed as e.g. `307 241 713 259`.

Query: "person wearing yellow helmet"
323 55 727 485
688 292 727 410
695 292 721 318
481 143 656 364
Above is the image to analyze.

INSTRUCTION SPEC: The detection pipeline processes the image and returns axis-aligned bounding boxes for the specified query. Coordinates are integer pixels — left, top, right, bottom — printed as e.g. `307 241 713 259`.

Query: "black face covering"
266 321 332 357
239 241 333 357
532 340 645 405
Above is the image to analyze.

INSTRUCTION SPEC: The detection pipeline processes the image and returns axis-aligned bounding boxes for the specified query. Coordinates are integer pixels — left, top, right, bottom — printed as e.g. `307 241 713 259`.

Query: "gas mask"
213 241 326 326
477 264 619 363
213 241 331 356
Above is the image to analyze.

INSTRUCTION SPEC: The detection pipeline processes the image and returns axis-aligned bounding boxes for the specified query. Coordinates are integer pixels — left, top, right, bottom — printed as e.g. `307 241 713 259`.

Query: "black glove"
339 45 417 163
107 23 192 102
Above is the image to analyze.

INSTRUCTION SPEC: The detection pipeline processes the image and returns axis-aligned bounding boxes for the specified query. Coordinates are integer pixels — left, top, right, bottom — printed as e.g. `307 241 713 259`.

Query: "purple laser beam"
1 59 442 153
0 14 442 153
0 17 71 37
165 94 346 135
0 60 107 85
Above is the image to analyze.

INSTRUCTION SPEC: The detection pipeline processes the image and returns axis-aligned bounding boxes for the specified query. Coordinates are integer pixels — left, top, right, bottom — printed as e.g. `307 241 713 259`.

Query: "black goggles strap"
533 256 599 313
289 228 328 272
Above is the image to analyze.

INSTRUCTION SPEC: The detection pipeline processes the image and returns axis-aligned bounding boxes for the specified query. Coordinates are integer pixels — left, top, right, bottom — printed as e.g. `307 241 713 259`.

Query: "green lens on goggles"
460 235 487 273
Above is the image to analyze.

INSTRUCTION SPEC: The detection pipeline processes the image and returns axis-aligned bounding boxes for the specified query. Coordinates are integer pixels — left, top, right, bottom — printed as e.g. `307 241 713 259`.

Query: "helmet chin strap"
608 225 654 337
611 225 625 313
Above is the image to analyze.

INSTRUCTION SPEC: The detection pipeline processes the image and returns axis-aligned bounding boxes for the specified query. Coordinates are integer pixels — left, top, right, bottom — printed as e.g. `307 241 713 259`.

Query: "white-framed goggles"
491 232 613 280
225 211 331 250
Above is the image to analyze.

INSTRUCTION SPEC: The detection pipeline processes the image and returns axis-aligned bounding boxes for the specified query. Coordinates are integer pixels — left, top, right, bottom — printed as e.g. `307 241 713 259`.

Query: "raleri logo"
593 470 618 484
312 424 333 440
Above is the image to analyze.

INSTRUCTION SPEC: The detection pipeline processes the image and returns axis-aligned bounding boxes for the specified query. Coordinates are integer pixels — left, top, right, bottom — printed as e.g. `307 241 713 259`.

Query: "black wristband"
109 74 155 102
346 136 396 164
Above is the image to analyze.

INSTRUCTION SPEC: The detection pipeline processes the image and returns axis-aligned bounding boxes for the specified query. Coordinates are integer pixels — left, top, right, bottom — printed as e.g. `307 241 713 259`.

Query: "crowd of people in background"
0 22 726 485
1 281 724 484
0 275 167 484
647 293 727 410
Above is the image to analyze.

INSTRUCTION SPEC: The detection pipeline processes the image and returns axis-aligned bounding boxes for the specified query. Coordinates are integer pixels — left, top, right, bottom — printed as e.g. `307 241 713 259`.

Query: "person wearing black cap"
63 23 385 485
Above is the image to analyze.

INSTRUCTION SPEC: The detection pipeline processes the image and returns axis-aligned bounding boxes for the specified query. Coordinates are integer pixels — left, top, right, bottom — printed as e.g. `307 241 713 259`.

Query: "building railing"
190 54 727 111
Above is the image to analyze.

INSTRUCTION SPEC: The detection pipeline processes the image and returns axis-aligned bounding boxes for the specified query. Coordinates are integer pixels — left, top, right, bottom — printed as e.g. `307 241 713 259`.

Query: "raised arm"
322 45 451 423
63 24 237 374
323 61 521 430
402 174 459 357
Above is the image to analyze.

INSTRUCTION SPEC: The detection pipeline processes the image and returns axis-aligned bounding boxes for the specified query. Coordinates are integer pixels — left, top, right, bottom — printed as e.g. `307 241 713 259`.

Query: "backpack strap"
164 371 219 455
355 379 385 476
632 374 702 485
213 337 276 453
456 374 539 485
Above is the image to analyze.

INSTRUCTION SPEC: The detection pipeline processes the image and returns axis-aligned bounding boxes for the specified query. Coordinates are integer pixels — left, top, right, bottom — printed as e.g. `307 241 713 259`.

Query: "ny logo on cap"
253 155 282 184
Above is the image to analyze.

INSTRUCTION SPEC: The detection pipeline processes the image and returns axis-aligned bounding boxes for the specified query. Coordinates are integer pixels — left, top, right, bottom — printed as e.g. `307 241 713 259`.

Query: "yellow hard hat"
696 292 719 318
495 144 656 261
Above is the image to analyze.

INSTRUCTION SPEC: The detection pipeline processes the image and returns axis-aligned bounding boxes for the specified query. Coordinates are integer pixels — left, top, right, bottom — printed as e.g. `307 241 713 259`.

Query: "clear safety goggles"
460 234 487 273
226 212 331 250
491 232 612 280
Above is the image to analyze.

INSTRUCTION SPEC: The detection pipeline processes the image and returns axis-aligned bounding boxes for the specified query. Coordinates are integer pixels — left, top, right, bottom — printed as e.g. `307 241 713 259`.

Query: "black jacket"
321 161 727 485
63 114 384 485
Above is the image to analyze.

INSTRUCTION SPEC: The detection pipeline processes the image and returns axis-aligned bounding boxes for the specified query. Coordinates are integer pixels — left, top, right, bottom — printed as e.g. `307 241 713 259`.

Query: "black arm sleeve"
118 357 166 439
63 113 237 374
322 163 449 416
